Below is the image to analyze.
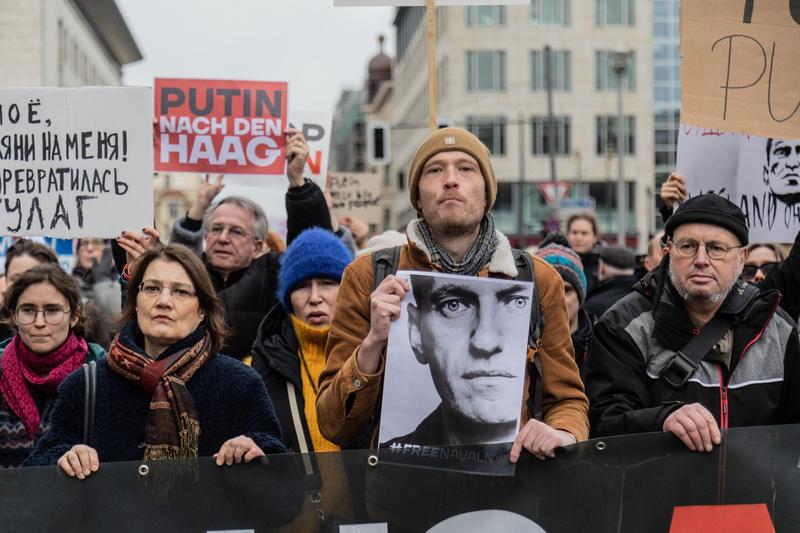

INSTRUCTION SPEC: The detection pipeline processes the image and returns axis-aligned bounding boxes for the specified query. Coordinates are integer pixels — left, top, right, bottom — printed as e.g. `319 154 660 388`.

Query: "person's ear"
763 164 771 185
69 311 79 329
252 239 264 258
407 302 427 365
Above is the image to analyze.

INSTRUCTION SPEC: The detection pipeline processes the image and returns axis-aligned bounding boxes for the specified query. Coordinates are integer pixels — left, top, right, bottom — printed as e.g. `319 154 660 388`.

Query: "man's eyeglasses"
15 305 69 325
741 262 779 280
206 224 253 241
669 239 744 260
138 281 197 300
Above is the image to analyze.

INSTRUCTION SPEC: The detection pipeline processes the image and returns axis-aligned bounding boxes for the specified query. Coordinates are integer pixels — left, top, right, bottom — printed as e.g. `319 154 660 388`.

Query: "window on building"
168 202 180 219
596 115 636 155
531 49 571 91
396 7 424 62
531 116 571 155
465 6 506 26
397 170 406 191
595 51 636 91
530 0 571 26
595 0 635 26
467 116 507 156
466 51 506 92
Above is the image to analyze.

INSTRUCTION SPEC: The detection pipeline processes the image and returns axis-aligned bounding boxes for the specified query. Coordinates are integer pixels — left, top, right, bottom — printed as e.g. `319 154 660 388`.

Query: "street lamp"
613 51 629 247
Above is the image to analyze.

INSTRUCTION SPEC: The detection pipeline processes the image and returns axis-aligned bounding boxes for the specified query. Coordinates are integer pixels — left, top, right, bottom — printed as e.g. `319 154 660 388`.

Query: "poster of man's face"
763 139 800 205
378 271 532 452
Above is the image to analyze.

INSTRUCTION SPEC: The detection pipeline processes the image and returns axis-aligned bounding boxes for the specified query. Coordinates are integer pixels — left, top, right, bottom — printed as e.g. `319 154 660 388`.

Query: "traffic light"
367 122 390 166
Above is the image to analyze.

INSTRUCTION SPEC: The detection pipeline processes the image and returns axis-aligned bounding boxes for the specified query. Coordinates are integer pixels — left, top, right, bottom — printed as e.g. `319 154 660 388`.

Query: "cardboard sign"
378 271 532 475
680 1 800 139
335 0 527 5
154 79 288 175
327 171 381 222
0 87 152 238
676 123 800 243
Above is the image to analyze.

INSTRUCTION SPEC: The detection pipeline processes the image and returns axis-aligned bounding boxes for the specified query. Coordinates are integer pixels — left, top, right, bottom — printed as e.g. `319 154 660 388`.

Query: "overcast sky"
116 0 395 113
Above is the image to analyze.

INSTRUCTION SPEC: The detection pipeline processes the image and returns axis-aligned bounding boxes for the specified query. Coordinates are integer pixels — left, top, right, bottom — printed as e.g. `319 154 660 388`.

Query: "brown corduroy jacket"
316 222 589 447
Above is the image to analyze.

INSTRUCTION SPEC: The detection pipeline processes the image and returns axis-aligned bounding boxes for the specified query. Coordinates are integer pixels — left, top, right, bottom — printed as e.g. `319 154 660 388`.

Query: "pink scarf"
0 333 88 437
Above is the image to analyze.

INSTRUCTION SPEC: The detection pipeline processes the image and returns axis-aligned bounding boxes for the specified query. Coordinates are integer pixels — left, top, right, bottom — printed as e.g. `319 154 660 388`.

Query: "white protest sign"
327 171 382 224
335 0 527 5
676 124 800 243
0 87 153 237
377 271 532 475
222 109 332 191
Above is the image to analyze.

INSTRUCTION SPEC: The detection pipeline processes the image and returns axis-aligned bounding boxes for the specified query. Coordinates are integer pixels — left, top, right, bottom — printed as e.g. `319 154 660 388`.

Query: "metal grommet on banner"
367 454 379 467
138 464 150 477
595 441 607 451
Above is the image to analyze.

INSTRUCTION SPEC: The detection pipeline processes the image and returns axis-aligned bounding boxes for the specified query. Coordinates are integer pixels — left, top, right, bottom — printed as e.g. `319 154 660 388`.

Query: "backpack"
371 245 545 420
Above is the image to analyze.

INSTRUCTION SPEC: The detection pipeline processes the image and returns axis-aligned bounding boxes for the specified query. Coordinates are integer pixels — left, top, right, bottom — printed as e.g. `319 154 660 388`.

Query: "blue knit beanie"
536 243 587 306
278 228 353 311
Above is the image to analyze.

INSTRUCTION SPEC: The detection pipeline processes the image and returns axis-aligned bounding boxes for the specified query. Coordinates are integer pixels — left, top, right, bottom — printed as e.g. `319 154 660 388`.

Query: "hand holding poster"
676 124 800 243
680 0 800 139
154 79 288 175
0 87 152 237
378 271 533 475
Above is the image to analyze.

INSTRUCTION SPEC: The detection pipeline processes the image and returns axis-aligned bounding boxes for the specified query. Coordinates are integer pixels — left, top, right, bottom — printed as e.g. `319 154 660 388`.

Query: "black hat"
664 194 749 246
599 245 636 270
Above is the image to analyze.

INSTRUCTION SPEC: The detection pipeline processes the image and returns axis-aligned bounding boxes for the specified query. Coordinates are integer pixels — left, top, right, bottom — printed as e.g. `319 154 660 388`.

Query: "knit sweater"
290 315 338 453
0 339 105 468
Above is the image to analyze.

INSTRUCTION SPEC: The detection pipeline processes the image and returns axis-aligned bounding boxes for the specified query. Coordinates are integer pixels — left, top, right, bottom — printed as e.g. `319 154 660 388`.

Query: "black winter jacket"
250 305 371 453
586 264 800 438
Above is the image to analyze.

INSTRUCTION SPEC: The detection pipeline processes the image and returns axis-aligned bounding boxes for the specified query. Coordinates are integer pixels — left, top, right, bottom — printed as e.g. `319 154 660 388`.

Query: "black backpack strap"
512 248 546 421
371 246 402 292
82 361 97 444
660 314 734 389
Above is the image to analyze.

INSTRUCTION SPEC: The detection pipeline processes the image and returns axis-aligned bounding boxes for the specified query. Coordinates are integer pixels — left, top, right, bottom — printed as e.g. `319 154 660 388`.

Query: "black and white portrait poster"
676 124 800 243
377 271 533 475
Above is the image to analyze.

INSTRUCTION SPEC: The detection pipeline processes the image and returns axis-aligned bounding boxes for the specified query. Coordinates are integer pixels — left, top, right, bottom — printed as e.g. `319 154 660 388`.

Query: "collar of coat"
405 218 518 278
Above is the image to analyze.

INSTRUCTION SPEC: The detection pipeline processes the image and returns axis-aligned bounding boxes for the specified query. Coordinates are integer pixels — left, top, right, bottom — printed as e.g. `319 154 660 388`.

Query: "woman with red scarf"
25 245 285 477
0 264 104 468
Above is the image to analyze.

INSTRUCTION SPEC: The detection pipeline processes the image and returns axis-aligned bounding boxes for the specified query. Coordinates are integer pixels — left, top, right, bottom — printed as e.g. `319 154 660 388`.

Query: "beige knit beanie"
407 127 497 212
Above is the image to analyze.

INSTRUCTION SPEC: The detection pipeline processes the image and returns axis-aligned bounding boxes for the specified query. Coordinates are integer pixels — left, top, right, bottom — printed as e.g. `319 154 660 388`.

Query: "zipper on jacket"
717 365 729 430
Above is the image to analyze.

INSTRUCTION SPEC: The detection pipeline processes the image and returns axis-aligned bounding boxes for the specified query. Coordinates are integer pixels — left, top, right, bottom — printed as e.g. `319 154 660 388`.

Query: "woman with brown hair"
0 264 104 467
25 244 285 477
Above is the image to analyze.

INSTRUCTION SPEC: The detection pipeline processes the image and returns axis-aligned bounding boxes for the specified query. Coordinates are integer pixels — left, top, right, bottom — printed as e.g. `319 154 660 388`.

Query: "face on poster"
154 78 288 176
0 87 153 238
379 271 532 448
676 124 800 243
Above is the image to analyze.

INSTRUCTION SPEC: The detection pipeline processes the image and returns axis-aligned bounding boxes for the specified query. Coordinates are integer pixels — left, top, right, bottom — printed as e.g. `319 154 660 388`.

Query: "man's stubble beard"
668 262 737 305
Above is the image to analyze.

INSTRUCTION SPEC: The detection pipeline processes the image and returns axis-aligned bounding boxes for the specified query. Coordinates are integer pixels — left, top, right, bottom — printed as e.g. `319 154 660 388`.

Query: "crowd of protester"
0 128 798 499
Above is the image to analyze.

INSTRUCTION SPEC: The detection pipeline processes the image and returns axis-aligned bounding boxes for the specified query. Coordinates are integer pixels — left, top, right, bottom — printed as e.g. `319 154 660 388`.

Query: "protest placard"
378 271 532 475
222 109 331 191
154 79 288 175
0 87 152 238
676 123 800 243
327 171 381 224
335 0 527 5
680 1 800 139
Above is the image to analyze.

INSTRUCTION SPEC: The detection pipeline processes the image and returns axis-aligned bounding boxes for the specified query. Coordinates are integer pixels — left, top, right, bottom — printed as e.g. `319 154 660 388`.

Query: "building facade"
0 0 141 87
389 1 655 249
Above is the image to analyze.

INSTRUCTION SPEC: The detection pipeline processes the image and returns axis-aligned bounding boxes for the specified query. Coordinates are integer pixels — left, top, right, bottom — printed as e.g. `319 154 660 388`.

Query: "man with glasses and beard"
586 194 800 452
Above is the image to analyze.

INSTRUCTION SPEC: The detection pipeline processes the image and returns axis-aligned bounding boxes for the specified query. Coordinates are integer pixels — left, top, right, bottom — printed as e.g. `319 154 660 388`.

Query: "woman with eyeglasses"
25 244 285 477
742 243 786 284
0 264 104 468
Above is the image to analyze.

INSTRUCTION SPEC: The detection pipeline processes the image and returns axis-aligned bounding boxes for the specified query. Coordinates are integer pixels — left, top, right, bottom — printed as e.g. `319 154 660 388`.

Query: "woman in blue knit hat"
250 228 356 453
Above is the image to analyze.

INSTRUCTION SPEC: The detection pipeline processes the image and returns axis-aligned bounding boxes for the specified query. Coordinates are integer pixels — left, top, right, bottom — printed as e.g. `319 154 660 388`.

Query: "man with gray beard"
586 194 800 451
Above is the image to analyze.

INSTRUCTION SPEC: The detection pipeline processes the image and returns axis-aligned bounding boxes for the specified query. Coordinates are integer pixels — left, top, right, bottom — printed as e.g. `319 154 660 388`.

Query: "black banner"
2 424 799 532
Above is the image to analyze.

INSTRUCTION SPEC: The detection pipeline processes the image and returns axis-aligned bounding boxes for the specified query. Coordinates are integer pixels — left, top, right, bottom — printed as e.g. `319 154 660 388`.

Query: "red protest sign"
154 78 288 175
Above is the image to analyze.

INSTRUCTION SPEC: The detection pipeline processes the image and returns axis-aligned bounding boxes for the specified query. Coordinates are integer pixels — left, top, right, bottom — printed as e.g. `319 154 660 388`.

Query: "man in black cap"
584 245 638 321
586 193 800 452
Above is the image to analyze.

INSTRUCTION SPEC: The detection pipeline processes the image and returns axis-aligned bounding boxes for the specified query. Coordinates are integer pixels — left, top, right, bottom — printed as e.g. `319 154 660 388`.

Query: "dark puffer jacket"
586 264 800 438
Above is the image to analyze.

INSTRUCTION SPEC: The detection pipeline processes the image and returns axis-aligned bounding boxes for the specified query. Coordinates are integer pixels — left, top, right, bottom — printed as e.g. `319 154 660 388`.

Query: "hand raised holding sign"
188 174 225 221
285 128 309 188
660 172 688 210
117 227 161 264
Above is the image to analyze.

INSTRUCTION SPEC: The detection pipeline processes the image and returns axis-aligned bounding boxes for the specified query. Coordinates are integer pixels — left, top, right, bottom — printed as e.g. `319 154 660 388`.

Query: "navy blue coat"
24 343 286 466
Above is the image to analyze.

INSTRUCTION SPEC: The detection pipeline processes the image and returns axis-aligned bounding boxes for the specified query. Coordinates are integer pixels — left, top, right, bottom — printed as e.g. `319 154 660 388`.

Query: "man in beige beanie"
317 127 588 462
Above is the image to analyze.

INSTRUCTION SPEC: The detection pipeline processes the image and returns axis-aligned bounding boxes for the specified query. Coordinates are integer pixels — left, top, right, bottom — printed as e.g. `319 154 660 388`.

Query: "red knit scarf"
0 333 88 438
107 332 213 460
